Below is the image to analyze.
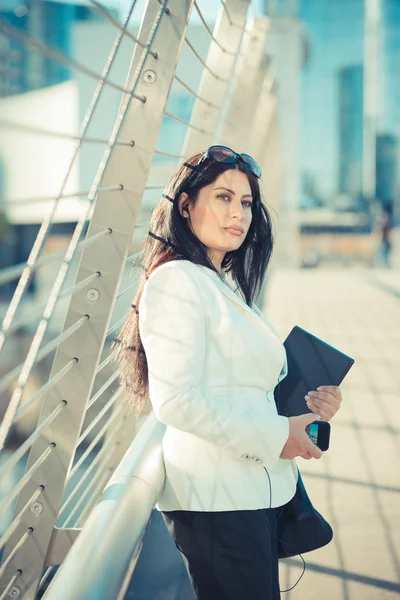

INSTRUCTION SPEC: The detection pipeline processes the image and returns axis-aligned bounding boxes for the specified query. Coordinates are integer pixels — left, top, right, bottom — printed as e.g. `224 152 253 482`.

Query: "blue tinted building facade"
380 0 400 134
376 134 398 213
338 65 363 196
299 0 399 217
377 0 400 215
0 0 99 96
299 0 364 201
0 0 100 299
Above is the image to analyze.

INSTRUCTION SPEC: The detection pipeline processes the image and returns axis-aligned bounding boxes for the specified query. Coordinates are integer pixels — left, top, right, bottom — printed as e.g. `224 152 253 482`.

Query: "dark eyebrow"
214 187 253 199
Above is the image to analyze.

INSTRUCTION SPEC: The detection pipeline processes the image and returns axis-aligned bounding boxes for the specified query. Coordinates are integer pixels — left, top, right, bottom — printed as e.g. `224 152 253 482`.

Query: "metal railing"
0 0 284 598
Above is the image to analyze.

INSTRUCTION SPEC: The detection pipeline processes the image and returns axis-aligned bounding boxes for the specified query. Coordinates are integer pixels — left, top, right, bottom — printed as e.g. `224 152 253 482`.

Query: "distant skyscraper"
338 65 364 197
378 1 400 215
0 0 100 97
299 0 399 216
298 0 364 200
380 0 400 135
375 134 398 211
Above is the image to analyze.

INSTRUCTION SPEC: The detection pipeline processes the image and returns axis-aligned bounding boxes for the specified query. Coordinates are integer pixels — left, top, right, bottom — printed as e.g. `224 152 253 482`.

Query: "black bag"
276 468 333 558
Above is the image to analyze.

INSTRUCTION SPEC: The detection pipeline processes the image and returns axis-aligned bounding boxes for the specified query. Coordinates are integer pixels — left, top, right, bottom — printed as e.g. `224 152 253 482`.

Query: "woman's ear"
178 193 190 218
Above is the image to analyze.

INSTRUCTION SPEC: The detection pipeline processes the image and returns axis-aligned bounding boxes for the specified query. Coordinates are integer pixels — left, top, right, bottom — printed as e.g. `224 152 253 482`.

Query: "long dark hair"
111 151 276 415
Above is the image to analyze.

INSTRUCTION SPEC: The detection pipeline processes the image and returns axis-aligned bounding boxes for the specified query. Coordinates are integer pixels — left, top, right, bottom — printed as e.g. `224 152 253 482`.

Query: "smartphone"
306 421 330 451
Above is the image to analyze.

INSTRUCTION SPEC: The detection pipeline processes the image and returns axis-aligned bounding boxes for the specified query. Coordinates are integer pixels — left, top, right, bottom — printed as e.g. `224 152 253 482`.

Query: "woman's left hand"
304 386 343 421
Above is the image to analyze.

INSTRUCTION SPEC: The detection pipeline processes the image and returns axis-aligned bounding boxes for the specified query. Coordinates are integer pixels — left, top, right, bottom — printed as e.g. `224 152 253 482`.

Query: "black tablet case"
274 326 355 418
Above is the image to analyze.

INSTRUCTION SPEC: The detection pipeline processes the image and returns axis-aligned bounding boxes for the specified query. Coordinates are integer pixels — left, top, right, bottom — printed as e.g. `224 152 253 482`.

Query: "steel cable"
0 1 167 451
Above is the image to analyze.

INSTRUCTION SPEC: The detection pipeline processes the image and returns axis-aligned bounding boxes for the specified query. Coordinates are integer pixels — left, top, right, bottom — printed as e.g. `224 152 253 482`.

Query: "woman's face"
179 169 253 271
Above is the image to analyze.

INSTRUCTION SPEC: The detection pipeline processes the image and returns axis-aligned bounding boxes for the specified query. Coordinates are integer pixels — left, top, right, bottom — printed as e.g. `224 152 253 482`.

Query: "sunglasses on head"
185 145 262 179
162 145 261 204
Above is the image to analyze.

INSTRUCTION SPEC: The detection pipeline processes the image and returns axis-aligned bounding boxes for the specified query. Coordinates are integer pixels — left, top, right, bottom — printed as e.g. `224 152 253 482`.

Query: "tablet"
274 326 355 418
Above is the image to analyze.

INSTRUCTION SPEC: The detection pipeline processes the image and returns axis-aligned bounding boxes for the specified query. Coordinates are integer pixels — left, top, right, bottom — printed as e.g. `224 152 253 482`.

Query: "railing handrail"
42 413 166 600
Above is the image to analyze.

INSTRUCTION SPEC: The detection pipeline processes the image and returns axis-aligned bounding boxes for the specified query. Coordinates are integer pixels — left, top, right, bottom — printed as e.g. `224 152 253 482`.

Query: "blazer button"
266 391 274 402
241 453 249 460
249 455 262 464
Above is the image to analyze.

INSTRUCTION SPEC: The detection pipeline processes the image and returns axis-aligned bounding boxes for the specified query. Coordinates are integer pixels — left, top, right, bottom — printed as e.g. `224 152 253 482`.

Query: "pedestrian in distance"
378 207 393 268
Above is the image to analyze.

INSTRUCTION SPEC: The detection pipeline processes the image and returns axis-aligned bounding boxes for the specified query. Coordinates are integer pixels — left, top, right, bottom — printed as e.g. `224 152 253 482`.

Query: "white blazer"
138 259 298 512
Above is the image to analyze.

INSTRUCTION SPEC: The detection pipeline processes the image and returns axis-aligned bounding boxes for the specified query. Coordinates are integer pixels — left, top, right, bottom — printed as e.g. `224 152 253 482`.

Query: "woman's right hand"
279 413 323 460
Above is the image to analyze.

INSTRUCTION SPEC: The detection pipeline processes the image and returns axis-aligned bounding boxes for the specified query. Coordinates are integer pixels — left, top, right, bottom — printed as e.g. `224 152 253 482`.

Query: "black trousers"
162 507 283 600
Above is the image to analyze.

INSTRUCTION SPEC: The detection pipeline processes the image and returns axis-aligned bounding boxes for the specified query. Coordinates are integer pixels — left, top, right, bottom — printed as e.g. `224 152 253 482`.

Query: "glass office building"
299 0 399 215
378 0 400 215
338 65 364 197
380 0 400 134
376 134 398 212
299 0 364 202
0 0 100 96
0 0 102 298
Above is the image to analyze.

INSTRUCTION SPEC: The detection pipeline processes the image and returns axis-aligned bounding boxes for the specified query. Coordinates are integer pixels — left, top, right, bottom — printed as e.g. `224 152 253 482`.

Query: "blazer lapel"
196 265 260 320
197 265 288 383
196 266 279 339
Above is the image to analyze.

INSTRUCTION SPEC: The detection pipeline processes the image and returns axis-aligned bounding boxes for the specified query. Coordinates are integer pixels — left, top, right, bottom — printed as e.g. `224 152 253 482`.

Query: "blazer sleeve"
138 262 290 470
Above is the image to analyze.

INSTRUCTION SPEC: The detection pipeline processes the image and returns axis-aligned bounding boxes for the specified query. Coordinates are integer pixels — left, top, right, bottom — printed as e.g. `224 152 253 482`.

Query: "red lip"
225 226 244 234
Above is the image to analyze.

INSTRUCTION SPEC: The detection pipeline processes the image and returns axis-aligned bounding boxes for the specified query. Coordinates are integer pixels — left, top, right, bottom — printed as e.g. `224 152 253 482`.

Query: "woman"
113 146 343 599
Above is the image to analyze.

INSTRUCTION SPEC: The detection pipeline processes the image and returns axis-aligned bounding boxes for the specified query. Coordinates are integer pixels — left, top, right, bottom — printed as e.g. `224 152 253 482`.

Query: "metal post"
363 0 381 200
218 16 270 150
215 15 280 300
263 15 304 268
182 0 251 156
253 87 285 308
249 67 275 162
0 2 195 598
258 87 284 216
259 105 286 273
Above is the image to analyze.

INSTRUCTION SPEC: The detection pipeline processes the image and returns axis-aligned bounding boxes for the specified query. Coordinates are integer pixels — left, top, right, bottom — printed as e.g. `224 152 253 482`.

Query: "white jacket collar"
195 265 278 338
195 264 288 383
